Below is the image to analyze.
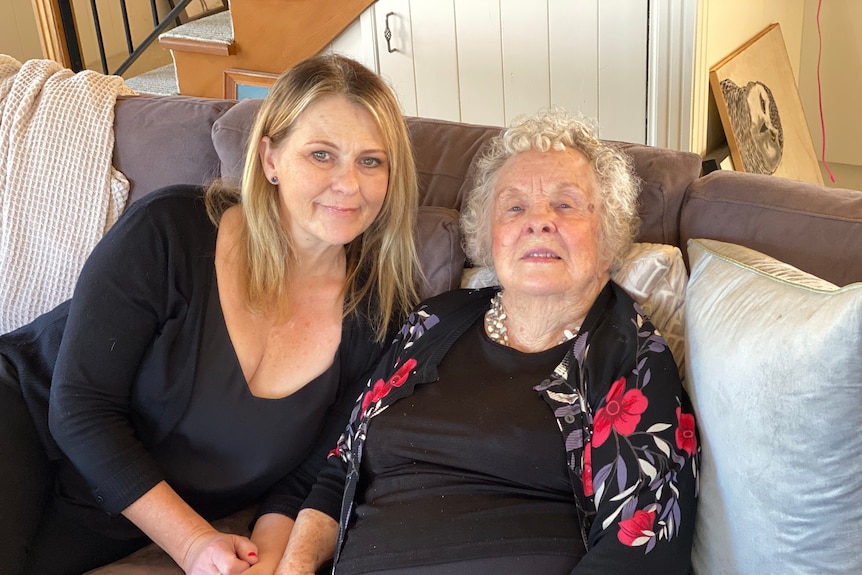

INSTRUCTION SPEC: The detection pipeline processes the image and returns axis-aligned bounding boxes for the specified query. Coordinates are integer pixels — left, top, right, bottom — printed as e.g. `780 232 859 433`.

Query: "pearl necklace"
484 292 578 347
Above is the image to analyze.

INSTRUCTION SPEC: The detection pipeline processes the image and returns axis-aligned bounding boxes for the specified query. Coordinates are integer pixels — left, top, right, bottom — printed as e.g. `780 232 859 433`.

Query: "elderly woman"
0 54 419 575
278 108 699 575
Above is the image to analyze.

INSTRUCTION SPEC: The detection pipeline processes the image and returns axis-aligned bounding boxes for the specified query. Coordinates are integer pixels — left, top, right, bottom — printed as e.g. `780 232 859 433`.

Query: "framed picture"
224 69 279 100
710 23 823 184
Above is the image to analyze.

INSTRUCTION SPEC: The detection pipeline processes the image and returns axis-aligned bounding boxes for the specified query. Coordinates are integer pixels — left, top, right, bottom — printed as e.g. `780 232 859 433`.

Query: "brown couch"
112 95 862 286
43 94 860 573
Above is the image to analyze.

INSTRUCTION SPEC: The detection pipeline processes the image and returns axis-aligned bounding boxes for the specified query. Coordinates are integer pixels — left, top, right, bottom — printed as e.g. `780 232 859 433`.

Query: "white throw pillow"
685 238 862 575
461 242 688 378
612 242 688 380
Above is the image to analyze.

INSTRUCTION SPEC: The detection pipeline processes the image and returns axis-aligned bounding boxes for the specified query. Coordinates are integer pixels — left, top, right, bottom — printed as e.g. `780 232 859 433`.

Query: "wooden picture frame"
710 23 823 184
223 69 279 100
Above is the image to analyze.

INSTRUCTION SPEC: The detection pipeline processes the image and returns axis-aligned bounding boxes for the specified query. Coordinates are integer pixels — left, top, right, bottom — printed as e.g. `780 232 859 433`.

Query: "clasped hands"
182 530 260 575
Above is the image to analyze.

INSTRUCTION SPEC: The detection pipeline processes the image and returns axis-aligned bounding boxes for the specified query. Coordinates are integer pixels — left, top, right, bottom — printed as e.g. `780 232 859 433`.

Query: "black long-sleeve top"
304 284 699 574
0 185 384 537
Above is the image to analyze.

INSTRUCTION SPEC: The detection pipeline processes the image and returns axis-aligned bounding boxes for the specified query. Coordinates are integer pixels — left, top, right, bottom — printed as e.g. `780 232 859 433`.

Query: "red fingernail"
248 552 257 557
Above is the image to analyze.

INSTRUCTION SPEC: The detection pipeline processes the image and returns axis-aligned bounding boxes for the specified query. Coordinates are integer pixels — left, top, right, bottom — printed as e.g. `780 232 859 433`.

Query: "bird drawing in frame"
720 78 784 175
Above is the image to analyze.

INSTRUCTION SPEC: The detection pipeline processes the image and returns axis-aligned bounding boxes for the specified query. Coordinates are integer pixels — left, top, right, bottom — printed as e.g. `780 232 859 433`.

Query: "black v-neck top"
151 279 340 515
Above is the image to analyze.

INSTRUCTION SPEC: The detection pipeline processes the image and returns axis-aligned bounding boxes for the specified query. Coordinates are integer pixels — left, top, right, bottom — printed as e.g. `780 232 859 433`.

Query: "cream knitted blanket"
0 56 136 333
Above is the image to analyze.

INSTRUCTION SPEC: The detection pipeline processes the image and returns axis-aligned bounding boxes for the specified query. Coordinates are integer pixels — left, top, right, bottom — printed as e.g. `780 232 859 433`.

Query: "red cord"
817 0 837 182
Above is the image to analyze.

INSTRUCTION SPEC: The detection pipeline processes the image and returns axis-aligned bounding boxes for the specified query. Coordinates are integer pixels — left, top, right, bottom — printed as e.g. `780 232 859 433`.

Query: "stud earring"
270 176 278 184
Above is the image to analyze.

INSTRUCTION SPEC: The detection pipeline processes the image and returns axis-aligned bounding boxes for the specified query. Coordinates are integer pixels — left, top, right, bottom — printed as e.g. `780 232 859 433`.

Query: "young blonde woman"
0 54 419 575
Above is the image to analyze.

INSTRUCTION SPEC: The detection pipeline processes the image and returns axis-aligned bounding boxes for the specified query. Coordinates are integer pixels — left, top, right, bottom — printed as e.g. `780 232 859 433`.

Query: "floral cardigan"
305 282 699 574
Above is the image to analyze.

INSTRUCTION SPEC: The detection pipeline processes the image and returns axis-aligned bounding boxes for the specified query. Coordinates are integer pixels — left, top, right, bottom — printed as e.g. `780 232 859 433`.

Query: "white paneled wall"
411 1 461 121
331 0 648 143
550 0 599 124
455 0 505 126
499 1 552 126
329 0 695 148
597 0 649 141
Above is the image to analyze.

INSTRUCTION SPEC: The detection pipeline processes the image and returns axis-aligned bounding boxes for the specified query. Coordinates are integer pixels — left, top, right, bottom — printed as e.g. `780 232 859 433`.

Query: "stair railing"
111 0 193 76
34 0 224 76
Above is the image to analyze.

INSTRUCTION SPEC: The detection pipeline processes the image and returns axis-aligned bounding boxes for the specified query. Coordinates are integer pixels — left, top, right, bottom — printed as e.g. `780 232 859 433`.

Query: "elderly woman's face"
490 148 609 301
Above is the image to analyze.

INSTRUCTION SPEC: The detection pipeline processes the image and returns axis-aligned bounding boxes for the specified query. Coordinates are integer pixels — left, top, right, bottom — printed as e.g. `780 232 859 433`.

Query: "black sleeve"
572 294 698 574
48 186 209 515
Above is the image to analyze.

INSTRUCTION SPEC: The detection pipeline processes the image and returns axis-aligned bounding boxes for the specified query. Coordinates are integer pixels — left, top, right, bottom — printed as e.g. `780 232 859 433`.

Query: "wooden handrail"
31 0 72 67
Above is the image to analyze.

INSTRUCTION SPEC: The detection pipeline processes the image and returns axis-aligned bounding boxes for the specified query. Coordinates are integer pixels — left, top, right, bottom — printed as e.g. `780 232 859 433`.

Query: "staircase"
126 9 234 95
129 1 374 99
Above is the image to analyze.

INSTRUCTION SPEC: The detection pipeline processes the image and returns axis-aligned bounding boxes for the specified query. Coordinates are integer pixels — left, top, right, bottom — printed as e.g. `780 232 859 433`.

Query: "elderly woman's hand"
274 509 338 575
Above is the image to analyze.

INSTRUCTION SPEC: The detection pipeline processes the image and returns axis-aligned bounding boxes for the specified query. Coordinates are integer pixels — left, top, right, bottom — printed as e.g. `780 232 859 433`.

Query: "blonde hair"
461 107 640 274
207 54 420 341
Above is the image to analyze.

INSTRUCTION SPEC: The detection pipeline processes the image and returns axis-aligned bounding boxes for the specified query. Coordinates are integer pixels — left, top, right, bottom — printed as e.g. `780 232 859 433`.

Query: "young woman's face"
259 94 389 254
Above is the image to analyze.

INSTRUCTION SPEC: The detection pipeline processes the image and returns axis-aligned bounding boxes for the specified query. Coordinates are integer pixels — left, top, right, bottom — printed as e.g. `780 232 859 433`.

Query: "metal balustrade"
59 0 226 76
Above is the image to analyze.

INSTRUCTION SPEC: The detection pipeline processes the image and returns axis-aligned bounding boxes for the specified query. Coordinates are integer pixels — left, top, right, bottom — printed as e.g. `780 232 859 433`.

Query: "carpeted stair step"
124 63 179 96
159 10 235 56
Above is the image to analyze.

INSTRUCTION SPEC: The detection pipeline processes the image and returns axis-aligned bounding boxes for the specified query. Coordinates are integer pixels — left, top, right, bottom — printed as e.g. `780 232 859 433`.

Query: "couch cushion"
415 206 465 300
214 103 499 210
114 95 235 206
404 117 703 246
405 117 502 210
680 170 862 286
685 238 862 575
611 141 702 246
611 242 687 380
83 507 255 574
211 97 259 183
211 100 498 210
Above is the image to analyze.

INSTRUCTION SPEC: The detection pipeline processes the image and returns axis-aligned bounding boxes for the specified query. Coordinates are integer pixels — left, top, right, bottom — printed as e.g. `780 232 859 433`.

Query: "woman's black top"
0 185 384 538
336 320 586 574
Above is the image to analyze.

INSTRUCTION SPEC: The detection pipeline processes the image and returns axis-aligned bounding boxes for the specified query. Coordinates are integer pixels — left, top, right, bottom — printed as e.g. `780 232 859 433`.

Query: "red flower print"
592 377 648 447
361 358 417 414
387 358 416 389
617 509 656 547
361 378 387 414
675 407 697 457
582 441 594 497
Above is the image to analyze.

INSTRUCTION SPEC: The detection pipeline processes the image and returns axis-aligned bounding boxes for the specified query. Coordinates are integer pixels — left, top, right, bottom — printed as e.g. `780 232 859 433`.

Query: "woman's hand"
182 530 259 575
122 481 259 575
236 512 295 575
